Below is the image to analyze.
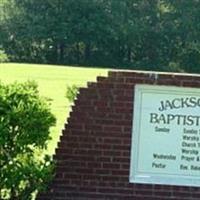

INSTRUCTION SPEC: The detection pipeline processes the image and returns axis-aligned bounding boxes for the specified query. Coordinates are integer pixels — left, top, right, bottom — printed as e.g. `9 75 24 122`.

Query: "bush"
0 49 9 63
0 81 56 200
65 84 79 103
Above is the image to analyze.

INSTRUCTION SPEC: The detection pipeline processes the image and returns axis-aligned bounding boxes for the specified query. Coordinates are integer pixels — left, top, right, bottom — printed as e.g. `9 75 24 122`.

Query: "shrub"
65 84 79 103
0 49 9 63
0 81 56 200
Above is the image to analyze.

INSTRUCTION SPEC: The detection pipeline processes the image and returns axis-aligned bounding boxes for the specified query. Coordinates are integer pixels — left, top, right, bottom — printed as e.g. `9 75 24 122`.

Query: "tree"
2 0 200 73
167 0 200 73
0 81 56 200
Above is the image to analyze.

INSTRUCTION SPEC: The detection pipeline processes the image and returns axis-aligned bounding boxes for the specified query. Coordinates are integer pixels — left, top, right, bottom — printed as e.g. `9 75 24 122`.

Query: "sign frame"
130 84 200 187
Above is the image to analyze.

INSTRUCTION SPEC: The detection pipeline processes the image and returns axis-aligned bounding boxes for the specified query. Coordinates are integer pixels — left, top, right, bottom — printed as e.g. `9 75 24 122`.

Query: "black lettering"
167 114 175 124
172 98 181 109
176 115 183 125
165 100 173 110
181 97 190 108
185 115 194 126
195 116 200 126
189 97 197 107
150 113 159 123
158 101 165 111
159 114 167 124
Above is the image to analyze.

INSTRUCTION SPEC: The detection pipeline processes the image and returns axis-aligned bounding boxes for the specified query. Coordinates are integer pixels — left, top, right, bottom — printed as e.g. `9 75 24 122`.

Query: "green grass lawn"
0 63 108 155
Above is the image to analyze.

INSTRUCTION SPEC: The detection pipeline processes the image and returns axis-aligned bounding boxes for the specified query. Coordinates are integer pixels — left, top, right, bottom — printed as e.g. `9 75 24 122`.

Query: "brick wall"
37 70 200 200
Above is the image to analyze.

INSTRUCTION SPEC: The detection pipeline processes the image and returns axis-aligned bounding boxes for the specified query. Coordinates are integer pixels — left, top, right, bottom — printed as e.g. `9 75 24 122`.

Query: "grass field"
0 63 108 155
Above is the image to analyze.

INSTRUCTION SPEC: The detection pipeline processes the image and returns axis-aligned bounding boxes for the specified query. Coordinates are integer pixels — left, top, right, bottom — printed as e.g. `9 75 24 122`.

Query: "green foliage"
0 50 9 63
2 0 200 72
66 84 79 103
0 63 107 155
0 81 56 200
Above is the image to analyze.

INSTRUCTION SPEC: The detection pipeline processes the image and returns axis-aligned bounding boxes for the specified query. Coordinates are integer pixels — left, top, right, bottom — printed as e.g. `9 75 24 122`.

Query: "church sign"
130 84 200 187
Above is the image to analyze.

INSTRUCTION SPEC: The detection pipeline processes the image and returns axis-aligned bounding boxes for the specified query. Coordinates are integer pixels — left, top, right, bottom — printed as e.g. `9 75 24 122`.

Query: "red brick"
182 81 200 87
103 150 122 157
112 170 129 176
135 189 153 196
95 169 111 175
103 138 122 144
154 190 172 197
103 125 123 132
97 76 108 82
37 70 200 200
94 144 112 150
103 163 120 169
96 156 111 162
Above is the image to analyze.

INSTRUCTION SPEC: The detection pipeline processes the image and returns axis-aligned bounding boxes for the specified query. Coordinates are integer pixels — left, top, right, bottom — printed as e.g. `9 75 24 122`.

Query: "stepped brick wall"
37 70 200 200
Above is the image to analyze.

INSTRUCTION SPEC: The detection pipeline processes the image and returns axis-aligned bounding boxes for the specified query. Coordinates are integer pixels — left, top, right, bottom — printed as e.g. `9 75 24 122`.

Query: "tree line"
1 0 200 73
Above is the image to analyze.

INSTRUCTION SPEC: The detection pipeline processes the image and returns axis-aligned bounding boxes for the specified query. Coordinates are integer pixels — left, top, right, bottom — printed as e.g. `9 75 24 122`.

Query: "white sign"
130 84 200 187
